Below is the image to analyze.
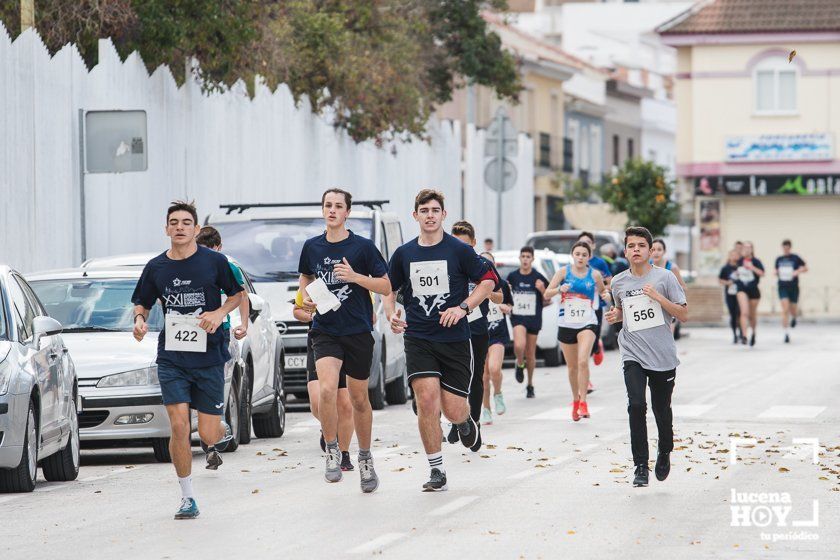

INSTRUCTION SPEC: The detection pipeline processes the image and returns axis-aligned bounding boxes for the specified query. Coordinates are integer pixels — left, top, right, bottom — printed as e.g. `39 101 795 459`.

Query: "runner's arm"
489 289 504 304
670 264 688 290
544 269 567 299
594 271 611 303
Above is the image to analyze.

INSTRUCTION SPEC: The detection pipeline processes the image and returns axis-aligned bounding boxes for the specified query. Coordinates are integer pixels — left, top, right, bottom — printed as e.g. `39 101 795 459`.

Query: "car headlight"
96 366 159 388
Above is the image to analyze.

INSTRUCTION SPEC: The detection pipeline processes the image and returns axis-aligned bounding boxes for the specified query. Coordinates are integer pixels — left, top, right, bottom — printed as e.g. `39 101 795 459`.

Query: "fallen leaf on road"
488 530 500 535
567 530 576 535
125 465 135 469
610 469 623 473
256 451 265 456
480 455 491 459
94 490 101 494
778 467 790 473
392 467 407 472
241 469 250 473
252 489 259 494
486 444 497 449
507 446 524 451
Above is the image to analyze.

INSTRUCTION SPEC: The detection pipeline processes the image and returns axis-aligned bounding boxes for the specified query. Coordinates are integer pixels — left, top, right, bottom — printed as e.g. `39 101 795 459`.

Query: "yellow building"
659 0 840 318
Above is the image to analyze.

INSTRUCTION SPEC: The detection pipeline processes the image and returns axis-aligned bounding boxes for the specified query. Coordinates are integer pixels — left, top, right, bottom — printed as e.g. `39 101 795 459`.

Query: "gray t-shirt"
611 266 687 371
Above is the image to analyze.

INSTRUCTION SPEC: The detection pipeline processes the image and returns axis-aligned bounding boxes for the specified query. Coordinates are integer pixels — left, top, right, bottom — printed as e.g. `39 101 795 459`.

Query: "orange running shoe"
593 340 604 366
572 400 581 422
578 401 590 418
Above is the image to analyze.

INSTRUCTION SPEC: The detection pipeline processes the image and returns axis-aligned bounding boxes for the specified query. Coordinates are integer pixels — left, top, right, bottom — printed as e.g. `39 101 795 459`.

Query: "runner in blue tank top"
545 241 609 421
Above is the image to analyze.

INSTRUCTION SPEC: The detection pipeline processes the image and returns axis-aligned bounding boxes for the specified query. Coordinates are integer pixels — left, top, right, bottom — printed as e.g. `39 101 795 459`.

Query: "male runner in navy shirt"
298 188 391 493
774 239 808 343
132 201 245 520
507 246 548 398
385 189 497 491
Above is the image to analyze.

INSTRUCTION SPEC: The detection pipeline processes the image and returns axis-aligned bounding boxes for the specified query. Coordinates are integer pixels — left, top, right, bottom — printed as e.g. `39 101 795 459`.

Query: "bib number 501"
418 276 440 288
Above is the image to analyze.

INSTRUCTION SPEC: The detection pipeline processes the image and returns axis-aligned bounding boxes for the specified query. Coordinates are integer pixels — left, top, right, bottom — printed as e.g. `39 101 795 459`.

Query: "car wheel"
224 374 241 453
253 391 286 439
42 399 80 482
0 400 37 493
543 345 562 367
151 438 172 463
238 364 253 445
369 361 386 411
385 364 409 405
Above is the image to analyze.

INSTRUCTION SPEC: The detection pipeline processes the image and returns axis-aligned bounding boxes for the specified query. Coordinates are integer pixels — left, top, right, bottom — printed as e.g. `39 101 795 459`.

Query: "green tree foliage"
599 159 679 238
0 0 520 143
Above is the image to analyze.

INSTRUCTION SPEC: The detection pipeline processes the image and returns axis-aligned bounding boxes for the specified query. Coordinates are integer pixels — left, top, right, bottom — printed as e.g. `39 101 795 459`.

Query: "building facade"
659 0 840 317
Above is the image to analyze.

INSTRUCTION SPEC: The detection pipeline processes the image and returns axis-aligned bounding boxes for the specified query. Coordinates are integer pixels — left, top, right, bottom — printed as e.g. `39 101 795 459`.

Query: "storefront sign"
725 133 833 162
694 174 840 196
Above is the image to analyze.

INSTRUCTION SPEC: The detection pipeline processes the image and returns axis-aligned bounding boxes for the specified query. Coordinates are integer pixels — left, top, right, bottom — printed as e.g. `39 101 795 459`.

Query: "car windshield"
28 279 164 332
213 217 373 282
530 235 614 256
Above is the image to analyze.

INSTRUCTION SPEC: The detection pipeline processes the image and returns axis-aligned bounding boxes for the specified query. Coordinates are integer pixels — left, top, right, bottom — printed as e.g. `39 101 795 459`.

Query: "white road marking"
757 406 826 419
376 445 411 458
348 532 407 554
79 465 148 483
528 407 603 421
427 495 479 516
672 404 716 418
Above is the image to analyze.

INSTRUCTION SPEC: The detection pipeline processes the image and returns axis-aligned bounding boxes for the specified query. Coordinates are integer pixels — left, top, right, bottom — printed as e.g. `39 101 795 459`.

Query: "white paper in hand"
305 278 342 314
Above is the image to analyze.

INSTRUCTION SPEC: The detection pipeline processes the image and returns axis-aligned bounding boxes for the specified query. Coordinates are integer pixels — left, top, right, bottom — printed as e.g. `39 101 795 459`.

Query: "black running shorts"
404 336 472 398
309 330 374 381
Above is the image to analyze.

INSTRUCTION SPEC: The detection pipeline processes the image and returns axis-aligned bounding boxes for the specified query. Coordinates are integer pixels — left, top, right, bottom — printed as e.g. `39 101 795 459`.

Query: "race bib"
164 314 207 352
563 298 591 326
727 283 738 296
778 265 794 282
486 302 503 323
737 266 755 284
623 295 665 333
410 260 449 296
512 293 537 316
467 305 483 323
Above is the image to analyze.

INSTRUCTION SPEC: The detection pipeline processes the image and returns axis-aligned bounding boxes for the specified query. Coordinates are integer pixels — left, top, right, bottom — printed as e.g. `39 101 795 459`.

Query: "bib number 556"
633 308 655 322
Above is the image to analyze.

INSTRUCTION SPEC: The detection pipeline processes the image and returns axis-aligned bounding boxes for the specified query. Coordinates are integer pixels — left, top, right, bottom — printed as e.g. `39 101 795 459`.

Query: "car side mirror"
248 293 265 323
33 316 62 348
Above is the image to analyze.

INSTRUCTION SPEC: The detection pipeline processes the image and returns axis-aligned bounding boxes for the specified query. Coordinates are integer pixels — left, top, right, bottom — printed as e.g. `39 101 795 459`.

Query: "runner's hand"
333 258 358 283
601 289 612 302
605 305 622 325
536 279 546 291
133 317 148 342
301 296 317 313
390 309 406 334
642 284 663 303
559 284 570 293
233 326 247 340
499 304 512 315
198 310 224 334
440 306 467 328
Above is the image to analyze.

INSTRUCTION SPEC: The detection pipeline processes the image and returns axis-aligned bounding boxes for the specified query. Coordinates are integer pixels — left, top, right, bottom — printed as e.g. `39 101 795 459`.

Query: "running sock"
358 448 372 460
178 476 194 499
427 452 444 473
327 439 339 450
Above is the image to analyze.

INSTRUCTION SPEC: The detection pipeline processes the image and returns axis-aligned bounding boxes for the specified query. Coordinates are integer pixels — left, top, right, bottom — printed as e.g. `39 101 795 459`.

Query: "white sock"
178 476 194 499
427 452 445 473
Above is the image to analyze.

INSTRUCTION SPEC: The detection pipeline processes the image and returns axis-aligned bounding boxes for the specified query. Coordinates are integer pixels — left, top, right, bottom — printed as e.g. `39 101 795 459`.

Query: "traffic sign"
484 157 517 193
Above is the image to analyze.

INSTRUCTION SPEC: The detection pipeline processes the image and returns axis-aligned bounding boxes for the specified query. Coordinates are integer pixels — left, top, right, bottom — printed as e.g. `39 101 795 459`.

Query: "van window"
378 221 389 259
385 221 403 257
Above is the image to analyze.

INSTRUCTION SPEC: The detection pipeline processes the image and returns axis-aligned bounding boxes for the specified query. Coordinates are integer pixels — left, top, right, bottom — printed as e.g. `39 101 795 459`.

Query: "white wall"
0 25 471 273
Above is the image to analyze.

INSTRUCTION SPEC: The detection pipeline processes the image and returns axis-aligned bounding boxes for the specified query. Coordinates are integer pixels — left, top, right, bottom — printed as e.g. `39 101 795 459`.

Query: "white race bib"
623 295 665 333
467 305 483 323
737 266 755 284
563 298 591 326
486 302 503 323
410 260 449 296
778 265 794 282
727 283 738 296
165 314 208 352
512 293 537 316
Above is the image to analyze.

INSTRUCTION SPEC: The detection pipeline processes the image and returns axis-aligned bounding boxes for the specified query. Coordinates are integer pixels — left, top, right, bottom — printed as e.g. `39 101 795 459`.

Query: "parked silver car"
0 266 80 492
26 266 262 463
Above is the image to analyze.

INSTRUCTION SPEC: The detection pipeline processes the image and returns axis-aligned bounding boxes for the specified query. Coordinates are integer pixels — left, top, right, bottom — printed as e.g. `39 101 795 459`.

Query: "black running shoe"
633 464 649 487
447 424 460 444
749 333 756 347
340 451 355 471
422 468 448 492
740 336 748 345
515 364 525 384
733 334 739 344
205 447 223 470
319 431 326 453
784 333 790 344
791 318 797 328
458 417 479 449
654 452 670 482
469 422 482 453
526 385 535 399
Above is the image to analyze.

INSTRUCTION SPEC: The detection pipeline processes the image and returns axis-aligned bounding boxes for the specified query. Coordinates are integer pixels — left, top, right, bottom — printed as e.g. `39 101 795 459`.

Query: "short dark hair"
484 238 493 244
520 245 535 256
451 220 476 241
577 231 595 243
652 238 667 250
782 239 792 247
624 226 653 247
322 188 352 209
196 226 222 248
414 189 445 211
167 200 198 224
571 241 592 256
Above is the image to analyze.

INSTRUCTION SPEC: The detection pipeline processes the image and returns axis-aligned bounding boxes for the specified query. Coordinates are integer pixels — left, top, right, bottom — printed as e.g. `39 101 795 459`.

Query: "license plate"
284 354 307 370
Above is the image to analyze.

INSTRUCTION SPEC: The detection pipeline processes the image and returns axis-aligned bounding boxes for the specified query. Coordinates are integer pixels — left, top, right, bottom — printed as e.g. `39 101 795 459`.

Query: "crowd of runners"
128 187 806 520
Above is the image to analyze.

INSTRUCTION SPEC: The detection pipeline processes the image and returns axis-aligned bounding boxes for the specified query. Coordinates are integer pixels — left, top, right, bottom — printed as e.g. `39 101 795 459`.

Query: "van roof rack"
220 200 390 215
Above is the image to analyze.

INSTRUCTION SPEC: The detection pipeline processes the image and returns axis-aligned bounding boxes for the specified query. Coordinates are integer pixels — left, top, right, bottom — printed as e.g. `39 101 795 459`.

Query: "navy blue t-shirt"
736 257 764 290
775 254 806 287
298 230 388 336
468 256 502 337
132 246 244 368
388 234 491 343
507 269 549 331
488 280 514 337
590 255 612 303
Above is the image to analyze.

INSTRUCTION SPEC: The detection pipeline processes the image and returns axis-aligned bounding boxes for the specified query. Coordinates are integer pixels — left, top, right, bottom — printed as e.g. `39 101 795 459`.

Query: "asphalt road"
2 324 838 559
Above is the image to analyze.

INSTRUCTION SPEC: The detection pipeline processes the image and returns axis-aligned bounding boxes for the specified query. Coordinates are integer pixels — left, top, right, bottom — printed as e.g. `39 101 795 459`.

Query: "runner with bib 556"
606 226 687 488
